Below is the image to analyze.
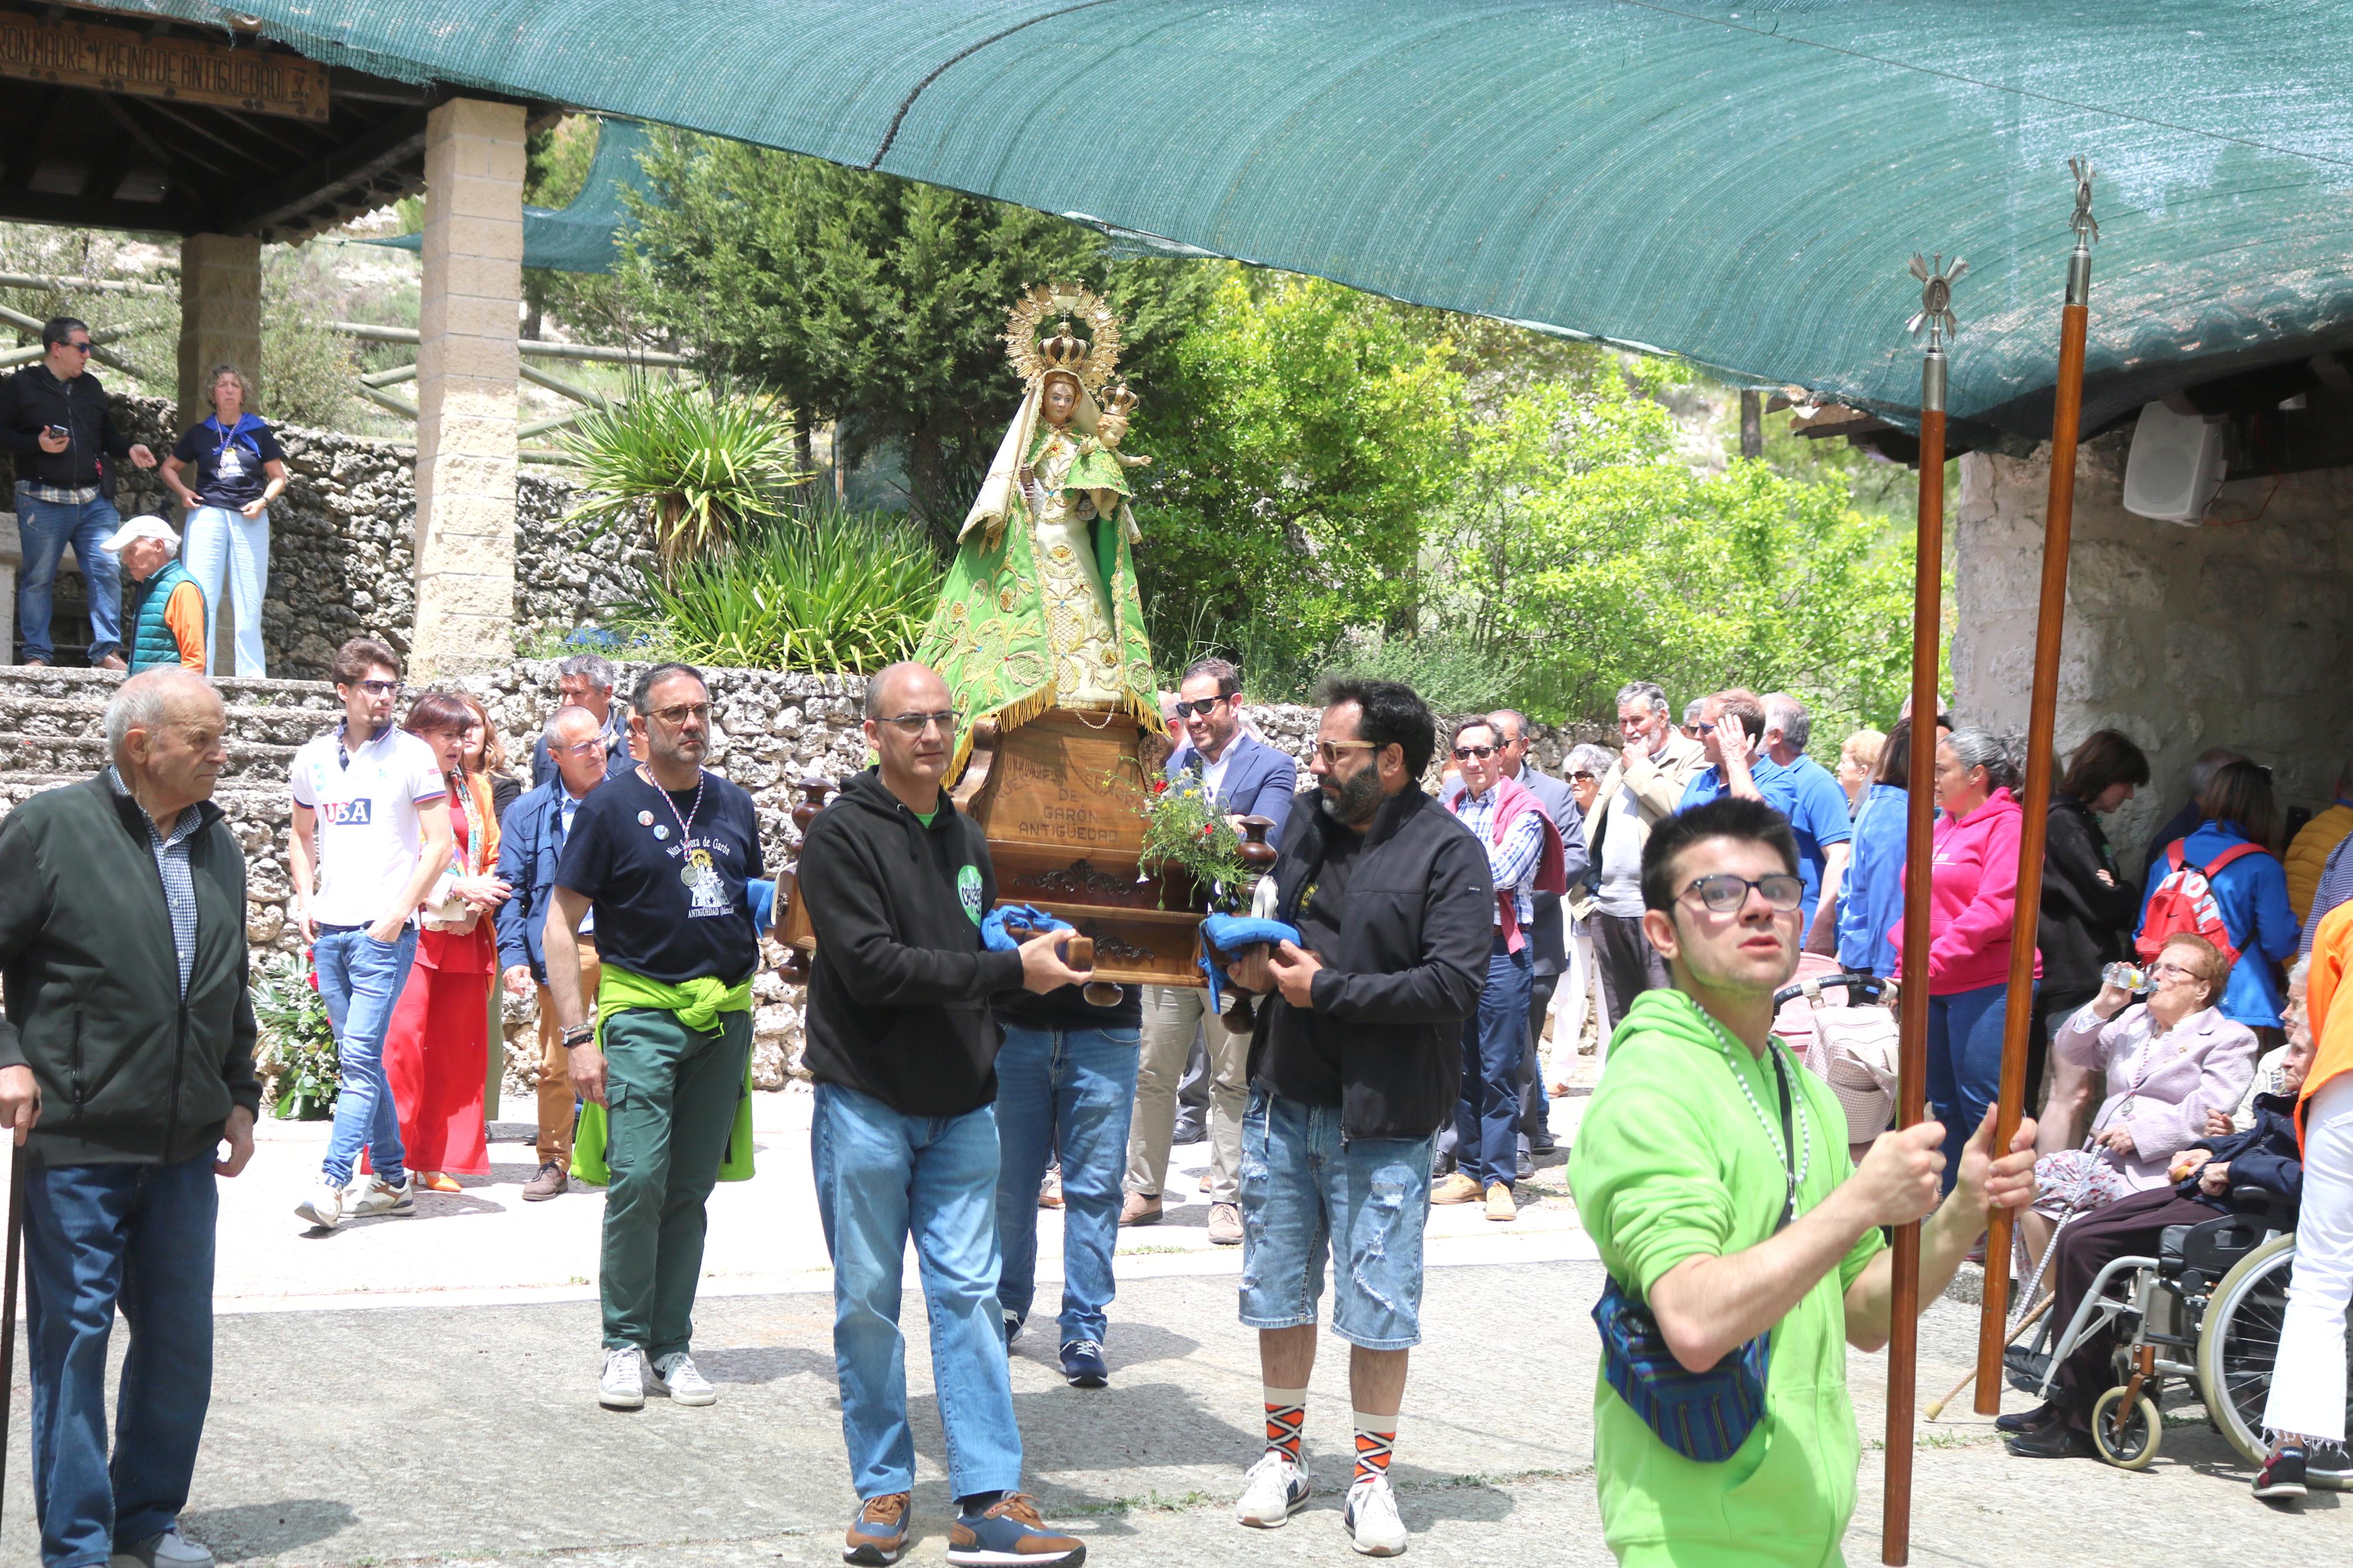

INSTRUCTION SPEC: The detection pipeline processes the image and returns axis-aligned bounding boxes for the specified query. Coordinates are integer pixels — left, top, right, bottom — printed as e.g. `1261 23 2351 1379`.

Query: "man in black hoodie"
797 660 1091 1568
1219 677 1494 1556
0 669 259 1568
2 316 158 667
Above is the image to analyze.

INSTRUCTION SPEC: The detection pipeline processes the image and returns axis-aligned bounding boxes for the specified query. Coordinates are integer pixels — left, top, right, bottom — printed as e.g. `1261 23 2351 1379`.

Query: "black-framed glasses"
1451 743 1497 761
1680 872 1804 915
878 710 959 735
357 679 403 698
1172 695 1235 719
649 702 712 726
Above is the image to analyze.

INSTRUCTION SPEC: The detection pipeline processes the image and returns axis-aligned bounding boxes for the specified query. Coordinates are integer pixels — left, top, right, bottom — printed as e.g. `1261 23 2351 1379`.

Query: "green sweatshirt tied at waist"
570 964 757 1185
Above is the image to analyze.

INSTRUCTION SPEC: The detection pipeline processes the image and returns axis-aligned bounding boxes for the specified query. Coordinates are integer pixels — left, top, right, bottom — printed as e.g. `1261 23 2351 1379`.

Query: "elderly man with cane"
0 669 261 1568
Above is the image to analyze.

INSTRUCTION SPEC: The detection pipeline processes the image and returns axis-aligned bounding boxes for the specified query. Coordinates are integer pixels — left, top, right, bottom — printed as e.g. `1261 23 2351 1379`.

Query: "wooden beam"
355 381 418 420
0 271 172 297
0 308 149 381
360 362 417 389
0 12 331 121
519 361 610 407
0 187 204 231
216 104 432 239
331 321 693 368
519 406 595 440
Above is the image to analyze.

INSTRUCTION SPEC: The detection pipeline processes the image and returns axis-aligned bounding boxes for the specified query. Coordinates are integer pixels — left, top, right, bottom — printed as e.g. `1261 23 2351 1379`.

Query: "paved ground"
3 1072 2337 1564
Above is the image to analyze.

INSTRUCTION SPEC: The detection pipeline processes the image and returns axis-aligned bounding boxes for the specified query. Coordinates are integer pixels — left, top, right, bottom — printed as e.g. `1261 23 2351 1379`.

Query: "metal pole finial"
1907 253 1967 350
2068 157 2099 246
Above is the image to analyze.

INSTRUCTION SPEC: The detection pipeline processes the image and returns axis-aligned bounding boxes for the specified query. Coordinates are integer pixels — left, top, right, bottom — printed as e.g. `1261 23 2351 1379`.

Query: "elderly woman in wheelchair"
2003 994 2315 1473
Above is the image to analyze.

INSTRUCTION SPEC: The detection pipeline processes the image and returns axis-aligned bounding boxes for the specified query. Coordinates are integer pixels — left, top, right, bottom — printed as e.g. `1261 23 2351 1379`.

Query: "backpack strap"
2198 841 2266 878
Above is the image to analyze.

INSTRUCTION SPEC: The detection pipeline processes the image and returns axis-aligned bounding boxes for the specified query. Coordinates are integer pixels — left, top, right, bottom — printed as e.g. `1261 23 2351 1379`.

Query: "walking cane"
1884 250 1963 1568
1 1140 27 1528
1928 1293 2053 1421
1976 161 2099 1413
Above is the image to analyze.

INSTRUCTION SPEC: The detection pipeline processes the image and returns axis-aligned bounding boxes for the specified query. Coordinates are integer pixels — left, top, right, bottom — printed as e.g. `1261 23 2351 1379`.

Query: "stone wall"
1951 433 2353 878
95 395 656 678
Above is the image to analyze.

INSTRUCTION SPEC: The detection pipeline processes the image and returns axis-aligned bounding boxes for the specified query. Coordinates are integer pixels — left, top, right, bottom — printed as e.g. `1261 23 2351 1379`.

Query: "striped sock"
1353 1410 1397 1487
1264 1386 1308 1463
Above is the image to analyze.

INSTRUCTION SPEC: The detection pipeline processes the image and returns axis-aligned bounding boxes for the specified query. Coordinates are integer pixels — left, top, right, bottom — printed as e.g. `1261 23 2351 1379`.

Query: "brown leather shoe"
521 1160 568 1201
1431 1171 1482 1204
947 1492 1084 1566
845 1489 911 1566
1208 1201 1243 1246
1119 1192 1162 1226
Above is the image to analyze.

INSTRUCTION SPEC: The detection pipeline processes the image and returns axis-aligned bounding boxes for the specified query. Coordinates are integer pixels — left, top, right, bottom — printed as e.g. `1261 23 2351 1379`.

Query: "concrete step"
0 730 300 781
0 664 340 708
0 695 336 748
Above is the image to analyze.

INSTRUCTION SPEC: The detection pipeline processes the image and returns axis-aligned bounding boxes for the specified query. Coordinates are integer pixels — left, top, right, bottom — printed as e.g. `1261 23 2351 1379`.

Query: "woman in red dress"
381 691 512 1190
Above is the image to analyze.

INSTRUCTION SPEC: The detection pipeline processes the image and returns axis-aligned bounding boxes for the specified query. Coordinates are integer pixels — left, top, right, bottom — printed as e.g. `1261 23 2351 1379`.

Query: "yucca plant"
634 502 946 674
563 379 804 573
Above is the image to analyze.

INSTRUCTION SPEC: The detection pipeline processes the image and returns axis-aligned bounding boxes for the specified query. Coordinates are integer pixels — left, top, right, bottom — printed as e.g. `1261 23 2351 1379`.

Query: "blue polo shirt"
1680 754 1853 927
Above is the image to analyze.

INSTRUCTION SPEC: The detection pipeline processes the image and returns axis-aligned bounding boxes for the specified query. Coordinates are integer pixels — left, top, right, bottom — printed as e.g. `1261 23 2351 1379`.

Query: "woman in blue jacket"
2138 760 2298 1039
1836 714 1944 975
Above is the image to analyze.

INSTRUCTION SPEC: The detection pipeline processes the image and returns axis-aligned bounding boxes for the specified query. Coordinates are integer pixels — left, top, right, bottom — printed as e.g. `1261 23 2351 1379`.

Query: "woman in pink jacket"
1894 728 2036 1189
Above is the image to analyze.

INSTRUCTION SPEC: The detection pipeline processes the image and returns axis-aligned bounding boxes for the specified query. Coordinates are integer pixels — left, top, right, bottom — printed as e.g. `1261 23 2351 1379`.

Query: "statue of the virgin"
917 283 1166 778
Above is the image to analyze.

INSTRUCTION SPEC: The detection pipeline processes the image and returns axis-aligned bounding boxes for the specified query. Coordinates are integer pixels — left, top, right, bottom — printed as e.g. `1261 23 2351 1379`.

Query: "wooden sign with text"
0 13 331 122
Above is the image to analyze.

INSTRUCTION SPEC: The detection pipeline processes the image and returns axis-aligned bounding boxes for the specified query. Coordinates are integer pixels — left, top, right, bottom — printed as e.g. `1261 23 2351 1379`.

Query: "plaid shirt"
107 766 203 996
1451 783 1546 930
2306 831 2353 956
19 481 101 504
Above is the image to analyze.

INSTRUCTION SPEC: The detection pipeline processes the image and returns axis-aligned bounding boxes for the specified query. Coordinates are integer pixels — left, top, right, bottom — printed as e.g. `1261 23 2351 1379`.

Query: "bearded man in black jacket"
797 660 1092 1568
1219 677 1494 1556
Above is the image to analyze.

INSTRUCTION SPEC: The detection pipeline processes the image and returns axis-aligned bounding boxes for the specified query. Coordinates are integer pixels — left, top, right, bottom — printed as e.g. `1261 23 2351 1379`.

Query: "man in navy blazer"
496 706 612 1201
1124 658 1299 1245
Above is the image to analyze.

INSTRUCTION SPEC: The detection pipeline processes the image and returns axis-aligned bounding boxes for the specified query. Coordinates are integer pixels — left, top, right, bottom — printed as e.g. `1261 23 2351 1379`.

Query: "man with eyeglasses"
528 652 633 788
541 663 765 1413
1570 798 2037 1565
1584 681 1708 1033
496 705 615 1201
1220 677 1493 1555
3 315 158 669
288 637 455 1230
796 660 1092 1567
1443 709 1588 1178
1127 657 1298 1245
1433 718 1566 1221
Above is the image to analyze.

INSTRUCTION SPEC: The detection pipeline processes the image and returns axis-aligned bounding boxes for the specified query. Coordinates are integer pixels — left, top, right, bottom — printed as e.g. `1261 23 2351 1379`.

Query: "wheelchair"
2006 1186 2352 1479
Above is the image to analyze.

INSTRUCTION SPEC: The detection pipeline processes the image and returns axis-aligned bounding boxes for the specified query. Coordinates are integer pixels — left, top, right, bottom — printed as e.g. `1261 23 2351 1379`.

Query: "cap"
100 514 179 553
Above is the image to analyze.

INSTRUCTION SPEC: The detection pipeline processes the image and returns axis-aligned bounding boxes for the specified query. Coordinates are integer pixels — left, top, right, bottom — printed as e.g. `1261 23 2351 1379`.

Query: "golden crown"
1005 282 1123 393
1099 379 1138 417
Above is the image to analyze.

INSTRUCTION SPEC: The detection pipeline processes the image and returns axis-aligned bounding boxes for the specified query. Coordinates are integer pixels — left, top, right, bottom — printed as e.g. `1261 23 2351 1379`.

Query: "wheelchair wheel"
2090 1386 2162 1469
2195 1231 2298 1470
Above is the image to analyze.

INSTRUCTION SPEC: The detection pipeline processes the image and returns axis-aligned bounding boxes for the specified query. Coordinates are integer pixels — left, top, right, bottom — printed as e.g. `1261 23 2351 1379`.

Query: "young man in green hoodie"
1568 798 2038 1566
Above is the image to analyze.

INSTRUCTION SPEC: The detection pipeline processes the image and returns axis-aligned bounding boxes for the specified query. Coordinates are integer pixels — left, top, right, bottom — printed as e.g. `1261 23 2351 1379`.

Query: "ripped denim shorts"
1236 1088 1435 1350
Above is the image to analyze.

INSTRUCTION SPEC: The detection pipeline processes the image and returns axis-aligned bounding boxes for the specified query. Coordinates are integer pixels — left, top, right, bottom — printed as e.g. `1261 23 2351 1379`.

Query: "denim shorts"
1237 1089 1435 1350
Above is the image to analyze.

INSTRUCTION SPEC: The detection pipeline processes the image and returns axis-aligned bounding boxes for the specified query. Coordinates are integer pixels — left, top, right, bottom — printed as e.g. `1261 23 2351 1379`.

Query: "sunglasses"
1171 696 1234 719
1568 770 1598 783
1314 739 1378 766
1451 744 1498 761
60 341 93 355
1679 872 1804 915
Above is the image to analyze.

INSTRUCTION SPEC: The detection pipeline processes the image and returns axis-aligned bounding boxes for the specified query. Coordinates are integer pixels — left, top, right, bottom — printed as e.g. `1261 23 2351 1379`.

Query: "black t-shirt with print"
169 418 284 510
555 766 766 986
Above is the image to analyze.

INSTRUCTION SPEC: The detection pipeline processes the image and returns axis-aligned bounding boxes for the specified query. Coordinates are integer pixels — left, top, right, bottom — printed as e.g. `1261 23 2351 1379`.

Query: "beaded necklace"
1698 1006 1812 1226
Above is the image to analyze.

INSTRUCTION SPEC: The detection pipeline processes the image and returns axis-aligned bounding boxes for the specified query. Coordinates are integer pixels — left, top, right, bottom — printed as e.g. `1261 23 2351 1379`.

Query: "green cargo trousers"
598 1005 752 1359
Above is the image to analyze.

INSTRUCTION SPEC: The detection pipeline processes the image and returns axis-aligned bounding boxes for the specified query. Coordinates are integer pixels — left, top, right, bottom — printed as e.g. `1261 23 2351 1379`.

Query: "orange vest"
2302 901 2353 1144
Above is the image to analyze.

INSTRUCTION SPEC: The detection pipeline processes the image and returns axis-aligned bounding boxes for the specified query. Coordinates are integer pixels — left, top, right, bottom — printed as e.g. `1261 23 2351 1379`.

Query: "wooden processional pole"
1975 162 2098 1410
1884 250 1962 1567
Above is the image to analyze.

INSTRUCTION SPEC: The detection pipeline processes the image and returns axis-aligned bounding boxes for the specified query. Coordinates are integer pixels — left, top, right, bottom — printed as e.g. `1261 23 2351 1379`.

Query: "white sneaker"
109 1527 216 1567
294 1182 343 1229
1237 1449 1312 1528
1343 1474 1408 1556
649 1350 717 1406
348 1174 415 1217
599 1346 647 1410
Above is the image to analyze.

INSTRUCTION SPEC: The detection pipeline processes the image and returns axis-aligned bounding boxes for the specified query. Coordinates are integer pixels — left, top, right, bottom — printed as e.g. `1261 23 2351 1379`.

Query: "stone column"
411 97 525 680
176 234 263 426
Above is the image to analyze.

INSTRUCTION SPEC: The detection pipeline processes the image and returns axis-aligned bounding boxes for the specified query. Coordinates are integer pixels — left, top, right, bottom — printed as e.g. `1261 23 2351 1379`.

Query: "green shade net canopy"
151 1 2353 450
367 118 652 274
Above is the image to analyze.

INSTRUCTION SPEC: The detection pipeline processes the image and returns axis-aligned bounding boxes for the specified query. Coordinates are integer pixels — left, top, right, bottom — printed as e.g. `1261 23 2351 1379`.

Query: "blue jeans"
993 1021 1141 1347
180 504 269 676
1927 982 2015 1193
812 1082 1023 1502
1238 1090 1435 1350
23 1154 218 1568
13 486 122 663
313 925 418 1186
1454 938 1532 1189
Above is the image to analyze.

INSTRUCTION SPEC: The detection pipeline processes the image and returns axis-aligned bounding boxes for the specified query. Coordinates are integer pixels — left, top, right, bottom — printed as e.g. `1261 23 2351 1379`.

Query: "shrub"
251 952 339 1119
629 500 943 674
563 379 804 571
